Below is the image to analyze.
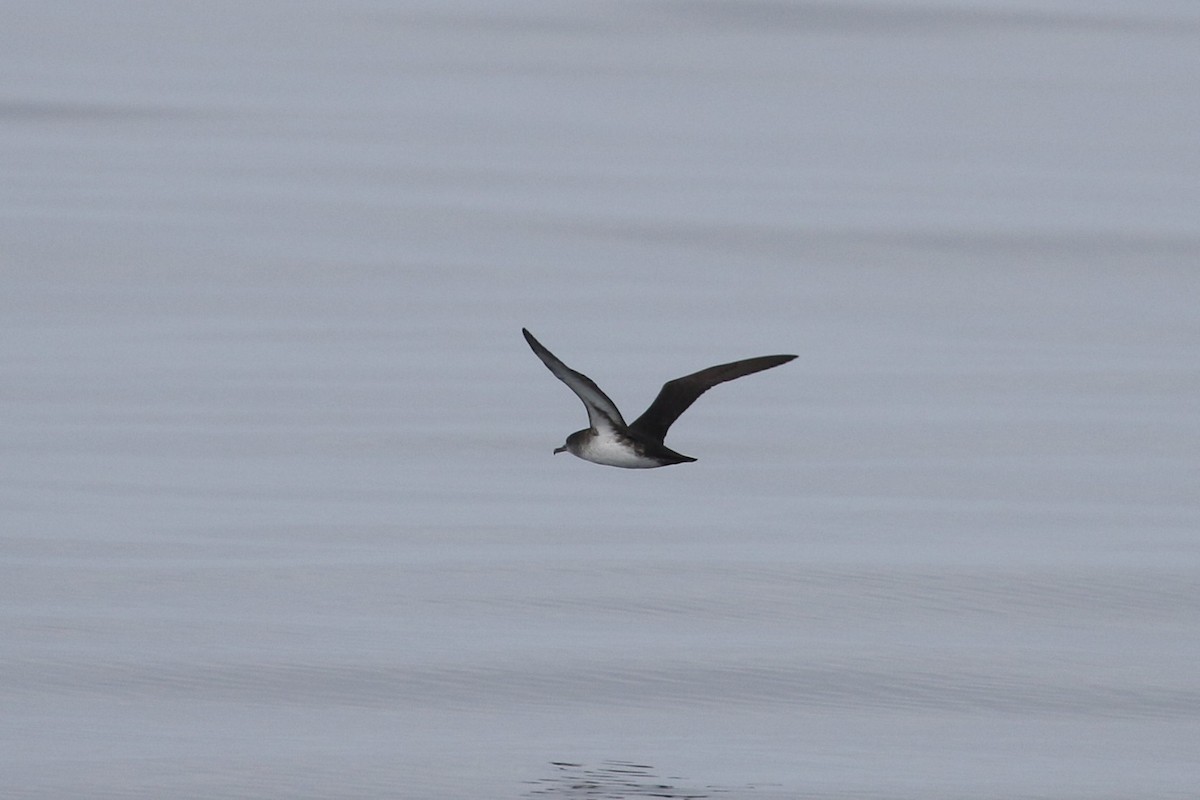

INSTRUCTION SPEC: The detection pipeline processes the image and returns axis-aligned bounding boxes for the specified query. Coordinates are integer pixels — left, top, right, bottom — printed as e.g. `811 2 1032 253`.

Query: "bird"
522 328 795 468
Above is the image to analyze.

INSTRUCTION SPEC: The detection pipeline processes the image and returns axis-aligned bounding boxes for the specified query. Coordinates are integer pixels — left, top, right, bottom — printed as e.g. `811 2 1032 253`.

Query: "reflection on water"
525 761 760 800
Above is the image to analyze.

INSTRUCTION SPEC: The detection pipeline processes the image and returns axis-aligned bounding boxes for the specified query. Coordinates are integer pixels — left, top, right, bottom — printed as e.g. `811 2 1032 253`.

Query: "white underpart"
575 430 661 468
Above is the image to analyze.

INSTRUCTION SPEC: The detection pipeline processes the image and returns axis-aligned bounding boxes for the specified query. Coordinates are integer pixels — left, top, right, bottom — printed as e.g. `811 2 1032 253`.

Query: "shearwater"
523 328 796 468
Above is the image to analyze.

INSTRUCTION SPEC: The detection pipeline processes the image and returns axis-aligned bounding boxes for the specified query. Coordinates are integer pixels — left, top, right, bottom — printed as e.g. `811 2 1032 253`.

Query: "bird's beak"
553 446 566 454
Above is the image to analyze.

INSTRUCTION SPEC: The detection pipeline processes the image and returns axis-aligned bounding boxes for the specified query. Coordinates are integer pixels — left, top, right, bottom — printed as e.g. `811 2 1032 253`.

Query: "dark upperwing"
628 354 796 443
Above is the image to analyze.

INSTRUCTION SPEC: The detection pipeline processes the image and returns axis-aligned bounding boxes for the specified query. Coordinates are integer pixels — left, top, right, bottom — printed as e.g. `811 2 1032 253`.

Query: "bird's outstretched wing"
629 354 796 443
522 328 628 432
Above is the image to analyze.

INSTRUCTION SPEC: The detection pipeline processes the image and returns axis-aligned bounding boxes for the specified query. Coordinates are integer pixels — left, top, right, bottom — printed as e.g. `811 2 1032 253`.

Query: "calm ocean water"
3 2 1199 797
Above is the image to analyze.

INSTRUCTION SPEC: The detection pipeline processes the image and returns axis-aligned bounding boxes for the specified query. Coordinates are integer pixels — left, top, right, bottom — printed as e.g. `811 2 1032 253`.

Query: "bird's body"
522 328 795 468
567 428 676 469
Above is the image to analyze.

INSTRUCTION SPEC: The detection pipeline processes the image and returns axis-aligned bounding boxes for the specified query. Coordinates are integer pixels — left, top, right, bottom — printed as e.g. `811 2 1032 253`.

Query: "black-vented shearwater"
523 328 795 468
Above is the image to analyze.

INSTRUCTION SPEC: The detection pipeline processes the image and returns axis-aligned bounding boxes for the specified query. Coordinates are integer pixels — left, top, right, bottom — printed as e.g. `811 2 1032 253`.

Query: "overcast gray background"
3 1 1199 798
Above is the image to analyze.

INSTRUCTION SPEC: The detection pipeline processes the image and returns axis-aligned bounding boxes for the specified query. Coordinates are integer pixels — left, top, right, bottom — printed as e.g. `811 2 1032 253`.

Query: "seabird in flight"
522 328 795 468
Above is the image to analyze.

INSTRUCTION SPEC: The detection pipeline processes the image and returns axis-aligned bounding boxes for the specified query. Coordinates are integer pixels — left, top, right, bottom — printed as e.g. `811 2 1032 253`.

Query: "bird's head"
554 429 587 455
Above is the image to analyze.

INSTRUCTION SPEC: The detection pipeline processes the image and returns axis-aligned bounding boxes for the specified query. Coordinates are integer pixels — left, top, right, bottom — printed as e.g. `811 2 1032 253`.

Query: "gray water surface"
3 2 1199 798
